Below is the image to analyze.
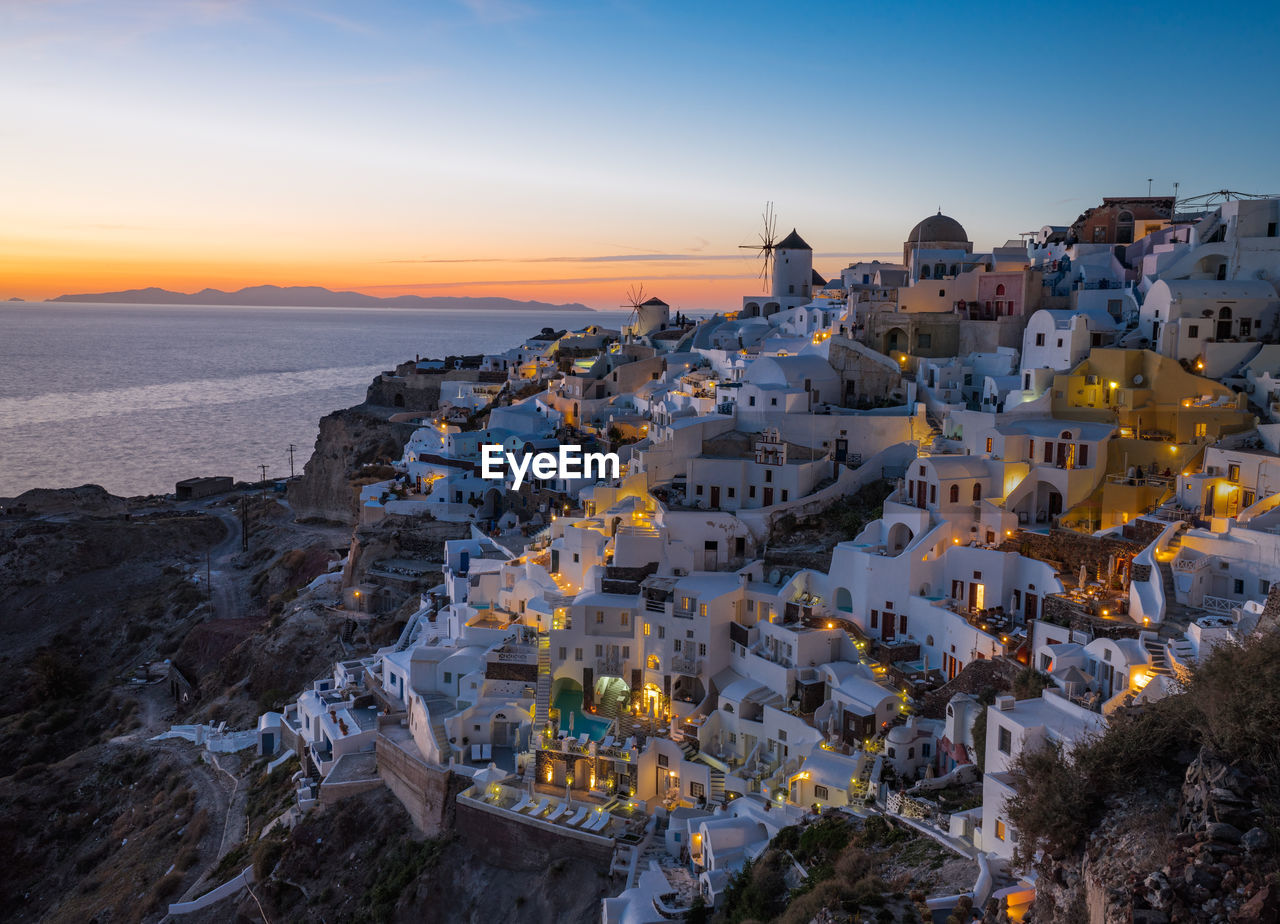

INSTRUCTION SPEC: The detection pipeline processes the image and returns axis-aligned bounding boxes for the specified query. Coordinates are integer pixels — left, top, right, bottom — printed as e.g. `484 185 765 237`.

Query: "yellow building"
1049 349 1255 530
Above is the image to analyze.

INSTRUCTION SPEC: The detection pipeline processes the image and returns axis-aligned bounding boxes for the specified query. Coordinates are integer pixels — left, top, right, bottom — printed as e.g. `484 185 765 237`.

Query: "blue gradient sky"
3 0 1278 308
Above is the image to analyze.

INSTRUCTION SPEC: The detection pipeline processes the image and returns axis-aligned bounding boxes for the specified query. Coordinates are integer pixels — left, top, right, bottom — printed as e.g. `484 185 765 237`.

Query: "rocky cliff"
288 404 417 524
1026 751 1277 924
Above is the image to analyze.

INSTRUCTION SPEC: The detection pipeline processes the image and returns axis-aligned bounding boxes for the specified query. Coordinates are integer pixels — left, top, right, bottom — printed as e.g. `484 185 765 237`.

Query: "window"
596 611 604 623
814 784 829 801
1262 579 1271 595
681 596 694 610
1056 338 1063 348
938 289 946 297
748 395 756 406
765 470 773 483
558 647 567 660
658 753 668 768
658 626 666 639
887 747 896 758
572 552 579 563
1234 579 1245 595
443 672 452 684
986 437 993 453
621 612 629 626
690 781 705 799
596 644 603 657
695 484 703 495
870 610 878 629
929 484 936 503
575 648 583 661
995 284 1005 296
1195 423 1207 438
623 646 630 658
644 623 650 636
674 639 682 652
727 487 736 498
699 643 707 656
1078 444 1089 467
781 490 789 501
1228 464 1240 483
699 603 708 617
1035 332 1045 347
996 819 1007 841
997 726 1012 754
1188 324 1199 338
949 484 959 503
770 397 777 406
972 483 982 502
749 485 756 499
922 743 931 757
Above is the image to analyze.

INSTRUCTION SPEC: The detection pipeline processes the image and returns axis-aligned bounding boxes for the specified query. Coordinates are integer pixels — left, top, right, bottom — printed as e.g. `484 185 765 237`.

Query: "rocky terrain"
1007 627 1280 924
288 404 417 524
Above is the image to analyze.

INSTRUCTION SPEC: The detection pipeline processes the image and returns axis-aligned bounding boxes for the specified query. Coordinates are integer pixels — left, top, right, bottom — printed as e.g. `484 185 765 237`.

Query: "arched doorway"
887 521 914 554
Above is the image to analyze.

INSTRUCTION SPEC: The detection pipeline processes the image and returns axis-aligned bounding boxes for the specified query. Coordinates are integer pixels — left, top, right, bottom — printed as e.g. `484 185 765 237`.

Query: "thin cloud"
385 251 890 265
359 272 758 290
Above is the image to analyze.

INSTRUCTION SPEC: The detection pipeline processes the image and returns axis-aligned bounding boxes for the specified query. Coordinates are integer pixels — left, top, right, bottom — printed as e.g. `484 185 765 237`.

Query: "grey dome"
907 212 969 244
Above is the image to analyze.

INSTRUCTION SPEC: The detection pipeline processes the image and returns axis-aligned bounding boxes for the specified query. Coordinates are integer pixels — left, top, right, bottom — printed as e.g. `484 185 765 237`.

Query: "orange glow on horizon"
2 249 770 310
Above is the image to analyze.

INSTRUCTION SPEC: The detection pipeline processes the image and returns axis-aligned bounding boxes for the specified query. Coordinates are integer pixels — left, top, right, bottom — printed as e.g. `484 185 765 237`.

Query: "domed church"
903 211 972 266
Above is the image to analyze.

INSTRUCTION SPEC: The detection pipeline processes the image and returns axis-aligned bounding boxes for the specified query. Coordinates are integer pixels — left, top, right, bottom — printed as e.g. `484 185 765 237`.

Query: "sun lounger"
563 807 589 827
510 794 532 813
481 743 492 760
601 736 616 748
547 801 570 822
584 810 610 832
577 732 589 746
470 744 482 762
525 797 550 816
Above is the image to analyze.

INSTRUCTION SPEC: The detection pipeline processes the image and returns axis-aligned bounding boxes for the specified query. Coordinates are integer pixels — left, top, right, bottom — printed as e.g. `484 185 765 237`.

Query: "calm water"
0 302 630 497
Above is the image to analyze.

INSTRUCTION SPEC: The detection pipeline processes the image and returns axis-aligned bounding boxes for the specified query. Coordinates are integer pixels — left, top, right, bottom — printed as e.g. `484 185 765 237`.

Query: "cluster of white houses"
260 194 1280 920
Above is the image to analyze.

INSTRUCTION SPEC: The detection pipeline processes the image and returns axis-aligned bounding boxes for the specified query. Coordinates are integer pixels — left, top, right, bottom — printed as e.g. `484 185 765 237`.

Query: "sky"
3 0 1279 311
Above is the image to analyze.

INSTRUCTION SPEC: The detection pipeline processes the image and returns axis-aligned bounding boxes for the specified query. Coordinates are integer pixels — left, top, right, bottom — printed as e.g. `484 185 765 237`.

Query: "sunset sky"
4 0 1279 310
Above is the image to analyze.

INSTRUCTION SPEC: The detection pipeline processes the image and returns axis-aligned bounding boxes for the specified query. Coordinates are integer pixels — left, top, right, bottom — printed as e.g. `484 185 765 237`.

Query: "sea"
0 302 633 498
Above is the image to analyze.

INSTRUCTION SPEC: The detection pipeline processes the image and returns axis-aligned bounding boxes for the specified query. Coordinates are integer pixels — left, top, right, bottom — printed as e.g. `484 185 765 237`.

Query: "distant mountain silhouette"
51 284 594 311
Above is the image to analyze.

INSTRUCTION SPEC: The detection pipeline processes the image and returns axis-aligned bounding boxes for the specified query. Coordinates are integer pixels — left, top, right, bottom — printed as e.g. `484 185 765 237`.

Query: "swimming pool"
553 689 612 741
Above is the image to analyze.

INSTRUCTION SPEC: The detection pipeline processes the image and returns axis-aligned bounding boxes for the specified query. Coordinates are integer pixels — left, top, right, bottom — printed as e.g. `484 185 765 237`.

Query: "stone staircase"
709 768 725 804
679 738 699 761
534 635 552 734
1141 635 1171 676
429 715 451 762
595 683 630 721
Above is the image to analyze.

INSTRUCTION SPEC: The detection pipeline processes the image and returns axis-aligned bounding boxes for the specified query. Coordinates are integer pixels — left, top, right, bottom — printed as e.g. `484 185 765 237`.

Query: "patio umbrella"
569 711 575 735
1078 564 1088 589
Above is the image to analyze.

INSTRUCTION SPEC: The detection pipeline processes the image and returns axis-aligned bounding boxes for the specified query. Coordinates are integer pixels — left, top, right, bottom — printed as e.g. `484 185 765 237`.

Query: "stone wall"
453 796 615 873
375 732 468 836
918 657 1021 719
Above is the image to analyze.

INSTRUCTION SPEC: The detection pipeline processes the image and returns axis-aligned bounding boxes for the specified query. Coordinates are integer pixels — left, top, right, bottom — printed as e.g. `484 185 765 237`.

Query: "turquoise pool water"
553 689 612 741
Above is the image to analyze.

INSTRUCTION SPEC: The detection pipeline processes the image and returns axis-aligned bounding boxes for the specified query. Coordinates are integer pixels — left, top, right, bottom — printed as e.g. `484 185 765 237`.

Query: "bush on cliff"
1005 629 1280 865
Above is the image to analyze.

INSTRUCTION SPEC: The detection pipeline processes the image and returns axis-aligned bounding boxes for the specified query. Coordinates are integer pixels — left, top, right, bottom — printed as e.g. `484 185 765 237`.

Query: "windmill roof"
640 297 669 307
775 229 812 251
811 269 826 286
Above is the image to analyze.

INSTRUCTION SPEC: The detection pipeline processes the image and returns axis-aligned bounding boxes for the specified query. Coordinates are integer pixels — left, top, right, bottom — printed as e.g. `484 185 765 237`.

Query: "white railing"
1201 594 1236 614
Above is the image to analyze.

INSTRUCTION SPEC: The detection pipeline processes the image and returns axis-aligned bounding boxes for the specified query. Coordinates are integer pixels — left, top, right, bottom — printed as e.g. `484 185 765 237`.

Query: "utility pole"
205 549 211 600
239 494 249 551
258 463 269 484
287 444 297 479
